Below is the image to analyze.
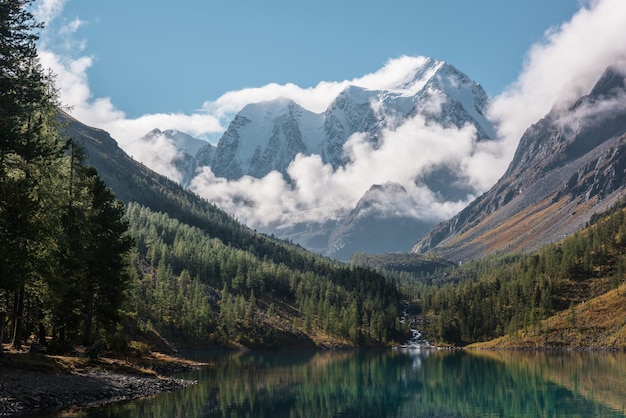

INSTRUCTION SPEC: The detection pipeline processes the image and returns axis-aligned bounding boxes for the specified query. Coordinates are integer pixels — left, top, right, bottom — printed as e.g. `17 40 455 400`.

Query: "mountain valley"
5 4 626 353
64 60 626 351
7 8 626 418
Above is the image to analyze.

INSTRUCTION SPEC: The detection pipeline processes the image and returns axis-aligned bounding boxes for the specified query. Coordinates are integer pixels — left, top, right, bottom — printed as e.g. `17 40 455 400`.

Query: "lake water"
68 349 626 417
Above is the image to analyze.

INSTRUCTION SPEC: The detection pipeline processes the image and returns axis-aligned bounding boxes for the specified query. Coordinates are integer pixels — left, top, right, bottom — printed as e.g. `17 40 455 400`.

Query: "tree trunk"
0 311 6 355
11 284 25 350
83 285 94 347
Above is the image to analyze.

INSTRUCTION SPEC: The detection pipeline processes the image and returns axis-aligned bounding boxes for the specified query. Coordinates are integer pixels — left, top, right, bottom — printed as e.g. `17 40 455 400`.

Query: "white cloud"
203 55 434 117
189 115 480 228
125 134 184 183
33 0 68 26
488 0 626 165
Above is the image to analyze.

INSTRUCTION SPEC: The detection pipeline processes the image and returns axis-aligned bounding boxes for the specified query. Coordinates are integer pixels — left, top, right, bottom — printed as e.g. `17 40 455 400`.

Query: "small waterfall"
397 306 432 349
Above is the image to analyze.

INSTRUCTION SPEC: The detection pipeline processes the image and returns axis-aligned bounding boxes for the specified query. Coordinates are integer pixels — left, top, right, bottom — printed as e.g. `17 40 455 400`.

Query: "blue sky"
51 1 581 118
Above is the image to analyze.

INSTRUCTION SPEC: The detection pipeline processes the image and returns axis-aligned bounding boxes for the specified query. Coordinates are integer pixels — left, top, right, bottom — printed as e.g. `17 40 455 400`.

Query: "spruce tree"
81 168 133 346
1 0 65 349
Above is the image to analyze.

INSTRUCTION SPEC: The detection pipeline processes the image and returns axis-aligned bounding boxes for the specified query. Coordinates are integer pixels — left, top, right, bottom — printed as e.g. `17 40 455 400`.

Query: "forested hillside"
409 200 626 347
124 204 402 348
61 99 404 349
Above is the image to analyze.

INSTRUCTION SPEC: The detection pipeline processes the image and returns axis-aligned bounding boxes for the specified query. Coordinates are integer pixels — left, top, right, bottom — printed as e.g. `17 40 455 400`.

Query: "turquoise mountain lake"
57 349 626 417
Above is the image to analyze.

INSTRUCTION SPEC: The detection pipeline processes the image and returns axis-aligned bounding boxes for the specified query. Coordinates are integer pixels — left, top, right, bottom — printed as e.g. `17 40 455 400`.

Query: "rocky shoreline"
0 355 197 417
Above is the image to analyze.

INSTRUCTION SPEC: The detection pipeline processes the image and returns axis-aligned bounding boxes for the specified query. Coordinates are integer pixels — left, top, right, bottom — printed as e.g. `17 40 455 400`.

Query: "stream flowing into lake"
52 349 626 417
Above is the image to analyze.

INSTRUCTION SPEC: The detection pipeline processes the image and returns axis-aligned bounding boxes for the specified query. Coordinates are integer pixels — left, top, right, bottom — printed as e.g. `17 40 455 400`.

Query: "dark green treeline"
124 203 403 347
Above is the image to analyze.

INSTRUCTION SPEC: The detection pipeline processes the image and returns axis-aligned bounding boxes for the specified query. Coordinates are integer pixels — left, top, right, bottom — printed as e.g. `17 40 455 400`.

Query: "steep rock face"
183 143 215 188
210 114 251 179
209 98 324 180
321 85 380 168
413 66 626 262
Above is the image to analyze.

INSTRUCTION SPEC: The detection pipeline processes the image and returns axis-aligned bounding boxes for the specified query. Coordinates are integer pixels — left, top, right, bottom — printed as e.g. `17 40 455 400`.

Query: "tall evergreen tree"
53 141 133 347
0 0 65 349
81 167 134 345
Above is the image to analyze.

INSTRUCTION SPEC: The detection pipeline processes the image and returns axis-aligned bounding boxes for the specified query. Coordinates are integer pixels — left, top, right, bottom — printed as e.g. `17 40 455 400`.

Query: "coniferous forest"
0 0 135 351
365 200 626 347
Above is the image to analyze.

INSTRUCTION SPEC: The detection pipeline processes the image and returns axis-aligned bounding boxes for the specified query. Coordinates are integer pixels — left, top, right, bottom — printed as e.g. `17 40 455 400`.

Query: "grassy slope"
470 283 626 350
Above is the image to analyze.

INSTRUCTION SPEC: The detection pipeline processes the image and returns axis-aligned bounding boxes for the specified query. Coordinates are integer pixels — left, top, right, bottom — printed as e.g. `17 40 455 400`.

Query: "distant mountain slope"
326 183 433 260
60 111 238 239
413 66 626 262
142 128 213 187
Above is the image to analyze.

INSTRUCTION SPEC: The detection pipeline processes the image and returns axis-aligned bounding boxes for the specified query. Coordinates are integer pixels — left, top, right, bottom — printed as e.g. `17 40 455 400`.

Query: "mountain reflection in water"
67 350 626 418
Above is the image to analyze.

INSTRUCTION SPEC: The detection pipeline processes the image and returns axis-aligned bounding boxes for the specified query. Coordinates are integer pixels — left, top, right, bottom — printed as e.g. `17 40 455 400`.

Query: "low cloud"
189 115 480 228
204 55 436 117
554 64 626 133
488 0 626 170
125 133 185 183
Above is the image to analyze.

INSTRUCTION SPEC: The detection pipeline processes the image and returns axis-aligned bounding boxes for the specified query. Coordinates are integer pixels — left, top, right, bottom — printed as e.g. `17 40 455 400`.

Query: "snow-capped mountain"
210 98 324 179
194 57 494 181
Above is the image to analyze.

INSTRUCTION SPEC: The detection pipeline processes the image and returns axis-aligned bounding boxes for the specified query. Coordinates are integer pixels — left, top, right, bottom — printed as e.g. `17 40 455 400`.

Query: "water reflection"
69 349 626 417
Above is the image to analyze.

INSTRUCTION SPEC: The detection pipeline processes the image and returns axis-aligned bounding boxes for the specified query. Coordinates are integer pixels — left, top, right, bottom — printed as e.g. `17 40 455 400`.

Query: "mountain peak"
383 57 444 92
140 128 208 157
239 97 301 120
146 128 163 137
587 64 626 100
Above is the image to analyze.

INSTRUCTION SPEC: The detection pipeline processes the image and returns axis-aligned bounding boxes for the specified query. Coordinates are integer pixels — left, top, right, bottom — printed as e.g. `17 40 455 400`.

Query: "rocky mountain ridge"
413 65 626 262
